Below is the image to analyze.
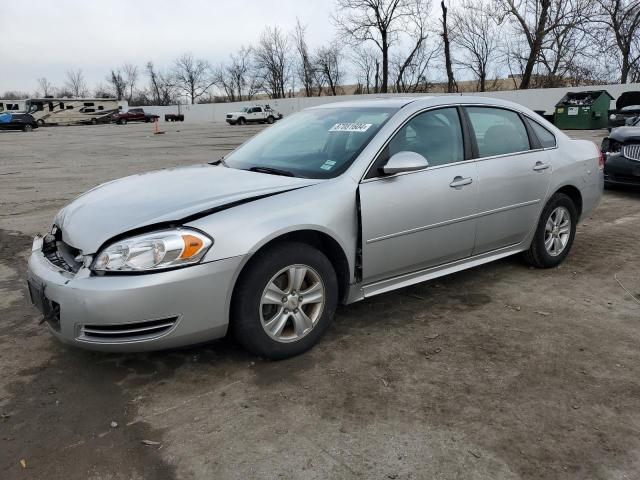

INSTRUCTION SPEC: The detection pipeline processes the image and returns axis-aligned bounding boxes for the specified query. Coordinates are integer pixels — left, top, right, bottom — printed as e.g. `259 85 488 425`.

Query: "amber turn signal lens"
180 234 204 259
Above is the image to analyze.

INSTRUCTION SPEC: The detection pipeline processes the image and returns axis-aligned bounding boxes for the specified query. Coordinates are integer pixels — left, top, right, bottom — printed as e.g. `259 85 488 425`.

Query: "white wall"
144 83 640 123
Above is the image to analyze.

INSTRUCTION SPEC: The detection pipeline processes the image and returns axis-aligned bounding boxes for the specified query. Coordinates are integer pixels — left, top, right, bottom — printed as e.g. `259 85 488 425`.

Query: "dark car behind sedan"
609 91 640 129
602 123 640 187
0 112 38 132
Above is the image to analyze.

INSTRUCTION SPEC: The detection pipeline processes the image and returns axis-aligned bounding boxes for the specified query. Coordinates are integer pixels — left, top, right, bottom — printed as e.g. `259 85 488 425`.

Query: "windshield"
224 107 397 178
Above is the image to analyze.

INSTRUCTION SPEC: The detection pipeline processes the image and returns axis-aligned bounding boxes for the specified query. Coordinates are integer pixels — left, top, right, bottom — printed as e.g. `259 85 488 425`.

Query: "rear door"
359 107 479 284
465 106 552 254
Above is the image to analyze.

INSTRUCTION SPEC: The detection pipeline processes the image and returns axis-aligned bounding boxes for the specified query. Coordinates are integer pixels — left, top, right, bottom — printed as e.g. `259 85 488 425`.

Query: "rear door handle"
449 176 473 188
533 162 551 172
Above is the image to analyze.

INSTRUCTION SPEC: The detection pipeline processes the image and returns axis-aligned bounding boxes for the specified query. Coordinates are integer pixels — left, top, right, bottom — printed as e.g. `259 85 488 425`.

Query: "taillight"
595 143 605 170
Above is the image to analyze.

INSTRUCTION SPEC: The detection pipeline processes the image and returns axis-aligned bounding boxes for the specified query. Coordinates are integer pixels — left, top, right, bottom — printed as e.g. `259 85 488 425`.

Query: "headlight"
92 228 213 272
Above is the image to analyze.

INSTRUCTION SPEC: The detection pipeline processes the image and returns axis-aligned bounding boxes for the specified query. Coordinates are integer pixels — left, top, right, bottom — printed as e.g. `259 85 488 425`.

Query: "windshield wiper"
248 166 295 177
209 156 228 167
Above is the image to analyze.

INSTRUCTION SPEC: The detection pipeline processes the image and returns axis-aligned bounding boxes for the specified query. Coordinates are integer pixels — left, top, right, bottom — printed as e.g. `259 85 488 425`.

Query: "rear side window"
527 119 556 148
466 107 530 157
385 107 465 168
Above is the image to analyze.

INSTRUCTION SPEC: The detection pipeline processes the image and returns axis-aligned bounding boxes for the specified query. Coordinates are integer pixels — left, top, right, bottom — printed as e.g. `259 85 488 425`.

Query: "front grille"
80 317 178 342
42 229 82 273
622 144 640 162
226 114 232 118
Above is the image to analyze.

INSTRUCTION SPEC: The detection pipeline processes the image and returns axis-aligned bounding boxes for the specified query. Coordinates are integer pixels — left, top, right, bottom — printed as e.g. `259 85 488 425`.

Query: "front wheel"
523 193 577 268
37 119 45 126
266 115 275 124
231 242 338 359
122 118 127 125
23 124 33 132
237 117 246 125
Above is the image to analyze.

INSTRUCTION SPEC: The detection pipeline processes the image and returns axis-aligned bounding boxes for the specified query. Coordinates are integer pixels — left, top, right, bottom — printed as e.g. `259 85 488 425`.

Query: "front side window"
224 107 397 179
384 107 465 168
466 107 530 157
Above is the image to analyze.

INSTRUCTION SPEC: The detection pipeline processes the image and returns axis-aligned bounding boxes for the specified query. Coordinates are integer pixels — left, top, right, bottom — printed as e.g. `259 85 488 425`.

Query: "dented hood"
55 165 319 253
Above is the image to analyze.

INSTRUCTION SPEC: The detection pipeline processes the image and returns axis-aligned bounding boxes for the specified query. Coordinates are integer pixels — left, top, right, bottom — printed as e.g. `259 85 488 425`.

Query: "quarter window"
527 119 556 148
385 107 465 168
466 107 530 157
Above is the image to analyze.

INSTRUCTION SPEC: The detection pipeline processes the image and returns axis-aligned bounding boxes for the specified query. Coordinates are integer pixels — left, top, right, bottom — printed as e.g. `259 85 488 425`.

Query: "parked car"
27 97 602 359
226 105 282 125
608 91 640 129
165 113 184 122
112 108 159 125
601 121 640 187
0 112 38 132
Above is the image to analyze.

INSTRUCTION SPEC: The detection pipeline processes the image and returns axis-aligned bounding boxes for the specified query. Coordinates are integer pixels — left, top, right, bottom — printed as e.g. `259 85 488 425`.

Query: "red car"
112 108 159 125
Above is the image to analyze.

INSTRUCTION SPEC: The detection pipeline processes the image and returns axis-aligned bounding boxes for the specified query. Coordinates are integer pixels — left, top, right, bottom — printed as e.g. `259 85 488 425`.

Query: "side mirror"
382 151 429 175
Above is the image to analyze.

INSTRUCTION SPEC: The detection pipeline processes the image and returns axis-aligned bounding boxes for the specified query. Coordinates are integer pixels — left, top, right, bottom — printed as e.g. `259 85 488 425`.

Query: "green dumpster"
554 90 613 130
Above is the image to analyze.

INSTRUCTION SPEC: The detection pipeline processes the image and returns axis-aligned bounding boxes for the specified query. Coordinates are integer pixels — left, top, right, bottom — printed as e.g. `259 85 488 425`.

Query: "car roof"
308 95 530 111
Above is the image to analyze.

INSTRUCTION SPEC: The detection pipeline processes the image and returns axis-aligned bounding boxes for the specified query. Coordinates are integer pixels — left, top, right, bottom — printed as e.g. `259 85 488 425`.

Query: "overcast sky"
0 0 339 93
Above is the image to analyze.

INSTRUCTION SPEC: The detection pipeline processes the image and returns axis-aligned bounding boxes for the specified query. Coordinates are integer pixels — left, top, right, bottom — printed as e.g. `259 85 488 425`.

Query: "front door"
359 107 479 284
464 106 553 254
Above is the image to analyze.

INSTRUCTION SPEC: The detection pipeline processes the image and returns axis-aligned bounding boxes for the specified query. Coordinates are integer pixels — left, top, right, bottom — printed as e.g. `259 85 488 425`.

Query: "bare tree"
593 0 640 83
314 43 344 95
122 63 139 103
293 19 316 97
451 0 499 91
352 48 379 93
440 0 457 92
214 47 260 102
107 69 126 100
64 69 88 97
495 0 593 89
254 26 290 99
146 62 176 105
36 77 54 97
393 0 434 93
333 0 419 93
173 53 215 104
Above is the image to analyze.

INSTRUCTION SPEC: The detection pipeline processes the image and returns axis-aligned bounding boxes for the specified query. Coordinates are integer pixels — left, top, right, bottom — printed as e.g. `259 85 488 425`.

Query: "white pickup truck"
225 105 283 125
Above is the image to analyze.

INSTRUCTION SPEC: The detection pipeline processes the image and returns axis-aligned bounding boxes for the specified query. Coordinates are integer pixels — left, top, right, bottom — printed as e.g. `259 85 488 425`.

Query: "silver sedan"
27 96 603 358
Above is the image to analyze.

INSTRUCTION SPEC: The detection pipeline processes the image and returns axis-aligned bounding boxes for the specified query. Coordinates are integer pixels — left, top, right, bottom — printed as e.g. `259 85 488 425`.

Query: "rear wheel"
231 242 338 359
91 118 98 125
523 193 577 268
122 118 127 125
37 119 45 126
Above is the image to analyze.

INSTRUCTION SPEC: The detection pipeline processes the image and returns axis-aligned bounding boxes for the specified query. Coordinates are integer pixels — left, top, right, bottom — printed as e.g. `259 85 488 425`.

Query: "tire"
122 118 127 125
37 119 45 126
238 117 246 125
231 242 338 359
267 115 275 124
523 193 577 268
23 124 33 132
91 118 98 125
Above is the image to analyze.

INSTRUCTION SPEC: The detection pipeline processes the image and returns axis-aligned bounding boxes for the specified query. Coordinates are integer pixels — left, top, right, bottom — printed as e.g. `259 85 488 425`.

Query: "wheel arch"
553 184 583 220
231 229 352 305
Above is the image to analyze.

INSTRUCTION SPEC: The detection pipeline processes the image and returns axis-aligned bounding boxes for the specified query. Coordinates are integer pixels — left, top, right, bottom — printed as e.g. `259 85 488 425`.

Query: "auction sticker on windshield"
329 123 372 132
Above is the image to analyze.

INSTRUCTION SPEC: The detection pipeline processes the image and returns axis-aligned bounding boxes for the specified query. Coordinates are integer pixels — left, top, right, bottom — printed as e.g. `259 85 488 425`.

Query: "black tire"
238 117 246 125
231 242 338 359
267 115 275 124
91 118 98 125
23 124 33 132
37 119 45 126
523 193 577 268
122 118 127 125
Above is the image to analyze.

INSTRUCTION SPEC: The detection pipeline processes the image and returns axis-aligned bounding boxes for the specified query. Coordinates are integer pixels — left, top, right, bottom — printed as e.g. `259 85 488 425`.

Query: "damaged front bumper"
26 237 244 352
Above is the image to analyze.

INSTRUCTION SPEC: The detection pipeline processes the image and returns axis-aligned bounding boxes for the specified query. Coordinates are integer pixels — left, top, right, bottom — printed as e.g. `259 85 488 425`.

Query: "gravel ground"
1 123 639 480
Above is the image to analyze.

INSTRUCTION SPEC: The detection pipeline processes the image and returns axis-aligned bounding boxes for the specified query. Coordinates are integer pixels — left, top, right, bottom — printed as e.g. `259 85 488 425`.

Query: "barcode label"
329 123 372 132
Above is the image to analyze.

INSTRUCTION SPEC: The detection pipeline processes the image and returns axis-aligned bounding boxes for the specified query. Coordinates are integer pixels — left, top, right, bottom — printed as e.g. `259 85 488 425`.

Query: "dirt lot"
1 123 639 480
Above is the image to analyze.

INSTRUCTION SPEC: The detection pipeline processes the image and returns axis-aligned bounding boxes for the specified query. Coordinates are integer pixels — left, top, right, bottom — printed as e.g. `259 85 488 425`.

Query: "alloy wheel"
259 264 325 343
544 206 571 256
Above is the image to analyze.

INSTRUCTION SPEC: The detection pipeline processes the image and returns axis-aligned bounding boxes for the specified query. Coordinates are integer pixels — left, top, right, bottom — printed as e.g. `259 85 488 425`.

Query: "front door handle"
449 176 473 188
533 162 551 172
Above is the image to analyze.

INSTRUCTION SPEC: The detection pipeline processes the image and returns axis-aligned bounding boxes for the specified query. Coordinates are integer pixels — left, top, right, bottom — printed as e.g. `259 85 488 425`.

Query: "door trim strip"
366 198 540 244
